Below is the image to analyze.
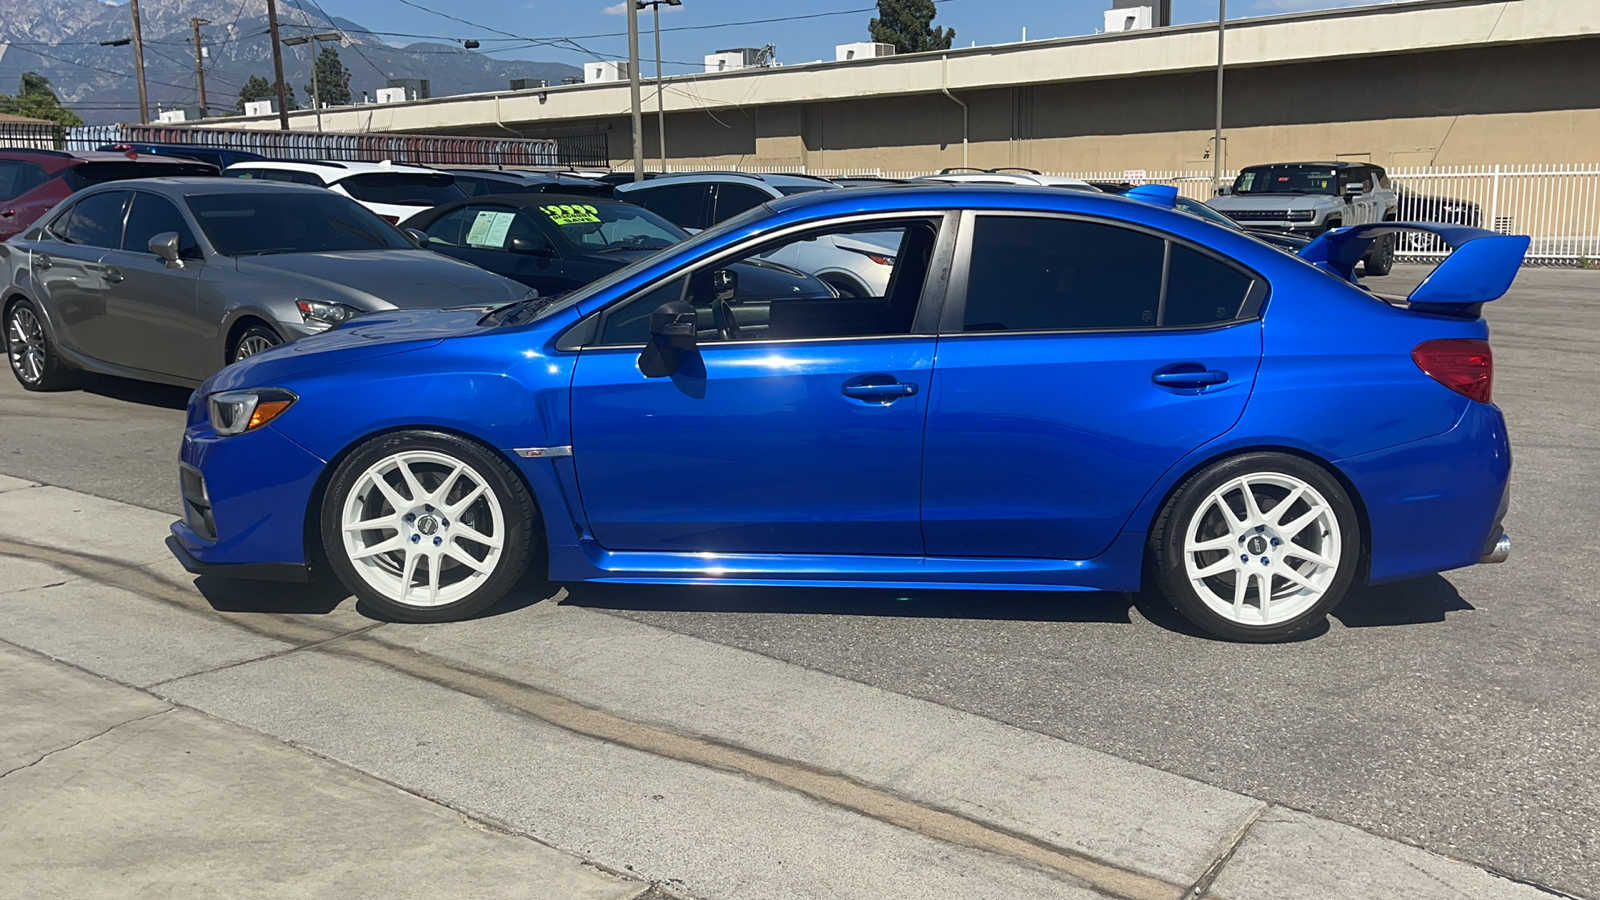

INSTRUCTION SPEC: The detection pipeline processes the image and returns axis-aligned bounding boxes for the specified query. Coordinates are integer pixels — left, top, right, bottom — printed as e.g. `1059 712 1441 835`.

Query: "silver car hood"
234 250 524 310
1208 194 1337 212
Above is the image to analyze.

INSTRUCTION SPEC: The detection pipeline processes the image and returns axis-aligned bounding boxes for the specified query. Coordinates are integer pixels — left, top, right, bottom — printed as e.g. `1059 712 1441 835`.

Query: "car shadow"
80 373 191 410
1332 575 1474 628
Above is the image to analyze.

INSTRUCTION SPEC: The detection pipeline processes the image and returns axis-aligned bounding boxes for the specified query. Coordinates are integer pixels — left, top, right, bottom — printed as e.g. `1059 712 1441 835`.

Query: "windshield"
187 191 415 256
497 203 772 327
1232 165 1337 196
531 201 687 253
0 161 49 202
1174 196 1243 231
337 172 466 207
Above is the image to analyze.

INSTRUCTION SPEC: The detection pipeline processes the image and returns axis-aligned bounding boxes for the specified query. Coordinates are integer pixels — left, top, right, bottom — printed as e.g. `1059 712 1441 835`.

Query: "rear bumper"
1337 401 1512 584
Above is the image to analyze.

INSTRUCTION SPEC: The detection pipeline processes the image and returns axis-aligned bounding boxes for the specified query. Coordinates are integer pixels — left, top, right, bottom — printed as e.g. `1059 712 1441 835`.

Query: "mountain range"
0 0 581 125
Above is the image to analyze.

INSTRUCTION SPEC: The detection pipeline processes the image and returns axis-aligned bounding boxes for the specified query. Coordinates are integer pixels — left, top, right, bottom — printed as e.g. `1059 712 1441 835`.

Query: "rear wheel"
1151 453 1359 642
5 297 78 391
321 431 536 622
1363 232 1395 276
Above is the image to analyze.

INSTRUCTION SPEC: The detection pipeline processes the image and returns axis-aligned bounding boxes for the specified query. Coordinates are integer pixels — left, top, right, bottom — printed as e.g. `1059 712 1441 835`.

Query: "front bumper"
1242 222 1331 238
168 421 328 578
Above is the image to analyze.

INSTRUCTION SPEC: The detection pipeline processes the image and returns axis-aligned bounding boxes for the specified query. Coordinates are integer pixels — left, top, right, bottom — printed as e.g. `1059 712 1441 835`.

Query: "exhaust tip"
1480 532 1511 564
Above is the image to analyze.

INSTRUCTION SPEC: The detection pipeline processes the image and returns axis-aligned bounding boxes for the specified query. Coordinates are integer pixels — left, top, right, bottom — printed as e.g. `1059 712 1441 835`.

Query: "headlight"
296 299 362 327
208 388 298 437
1285 210 1315 222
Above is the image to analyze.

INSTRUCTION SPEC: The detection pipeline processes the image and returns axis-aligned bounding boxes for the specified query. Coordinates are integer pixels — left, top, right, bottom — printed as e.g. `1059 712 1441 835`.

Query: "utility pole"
266 0 291 130
653 3 666 172
128 0 149 123
190 17 211 114
626 0 644 181
1212 0 1226 193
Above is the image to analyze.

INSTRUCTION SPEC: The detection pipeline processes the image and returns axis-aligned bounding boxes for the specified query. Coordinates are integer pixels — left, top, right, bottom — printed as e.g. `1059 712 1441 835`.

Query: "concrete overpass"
199 0 1600 172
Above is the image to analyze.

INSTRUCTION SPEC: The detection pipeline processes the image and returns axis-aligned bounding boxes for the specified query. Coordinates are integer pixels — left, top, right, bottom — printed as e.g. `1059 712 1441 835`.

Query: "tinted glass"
627 183 709 230
453 174 531 197
531 201 685 253
1232 165 1337 196
0 161 49 202
226 167 327 186
186 191 413 256
337 173 466 206
963 217 1164 331
711 183 771 222
421 208 468 246
448 206 552 252
596 219 938 345
62 162 217 191
121 192 199 256
57 191 130 248
1162 245 1254 327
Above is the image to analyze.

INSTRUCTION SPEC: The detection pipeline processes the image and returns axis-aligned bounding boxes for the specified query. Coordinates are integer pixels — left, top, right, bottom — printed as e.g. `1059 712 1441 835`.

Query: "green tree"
236 74 297 114
303 46 352 108
868 0 954 54
0 73 83 128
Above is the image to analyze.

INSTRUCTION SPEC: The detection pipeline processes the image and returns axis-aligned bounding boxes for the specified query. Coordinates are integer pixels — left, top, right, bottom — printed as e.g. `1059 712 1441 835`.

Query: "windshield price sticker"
541 204 601 226
466 211 517 248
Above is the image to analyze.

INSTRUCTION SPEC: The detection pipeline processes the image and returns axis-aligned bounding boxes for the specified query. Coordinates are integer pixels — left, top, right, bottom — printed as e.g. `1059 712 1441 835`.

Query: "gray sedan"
2 177 529 391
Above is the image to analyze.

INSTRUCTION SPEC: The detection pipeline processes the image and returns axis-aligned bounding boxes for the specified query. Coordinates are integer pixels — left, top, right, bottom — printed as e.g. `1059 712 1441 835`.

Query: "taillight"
1413 338 1492 403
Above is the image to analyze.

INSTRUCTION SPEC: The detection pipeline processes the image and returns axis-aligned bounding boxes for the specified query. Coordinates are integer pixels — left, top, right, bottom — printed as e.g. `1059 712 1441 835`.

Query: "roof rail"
988 167 1041 175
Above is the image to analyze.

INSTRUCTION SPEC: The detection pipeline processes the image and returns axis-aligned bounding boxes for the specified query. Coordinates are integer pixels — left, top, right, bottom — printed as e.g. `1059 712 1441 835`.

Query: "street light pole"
282 32 341 133
128 0 149 123
1212 0 1226 193
626 0 645 182
653 3 666 172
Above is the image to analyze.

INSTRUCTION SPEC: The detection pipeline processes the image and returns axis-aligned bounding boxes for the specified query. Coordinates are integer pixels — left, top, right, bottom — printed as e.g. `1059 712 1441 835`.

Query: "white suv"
222 160 466 223
615 172 900 297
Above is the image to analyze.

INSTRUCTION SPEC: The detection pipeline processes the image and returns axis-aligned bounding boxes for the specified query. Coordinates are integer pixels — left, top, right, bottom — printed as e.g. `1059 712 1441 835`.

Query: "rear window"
62 161 218 191
226 167 328 186
0 161 49 202
337 172 466 207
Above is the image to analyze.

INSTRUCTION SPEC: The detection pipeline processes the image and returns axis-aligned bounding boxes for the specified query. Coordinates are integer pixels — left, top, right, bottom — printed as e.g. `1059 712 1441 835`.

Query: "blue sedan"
167 185 1523 642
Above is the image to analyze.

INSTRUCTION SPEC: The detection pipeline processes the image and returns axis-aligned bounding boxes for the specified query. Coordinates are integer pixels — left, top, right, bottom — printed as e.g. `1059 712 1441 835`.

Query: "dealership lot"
1 267 1597 898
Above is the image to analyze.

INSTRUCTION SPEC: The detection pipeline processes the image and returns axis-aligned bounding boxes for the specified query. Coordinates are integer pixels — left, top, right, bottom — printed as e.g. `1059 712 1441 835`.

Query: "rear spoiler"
1298 223 1530 315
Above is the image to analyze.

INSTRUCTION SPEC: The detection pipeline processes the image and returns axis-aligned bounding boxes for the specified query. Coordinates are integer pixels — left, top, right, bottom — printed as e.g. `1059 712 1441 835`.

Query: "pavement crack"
1184 803 1266 898
144 623 388 690
0 707 173 780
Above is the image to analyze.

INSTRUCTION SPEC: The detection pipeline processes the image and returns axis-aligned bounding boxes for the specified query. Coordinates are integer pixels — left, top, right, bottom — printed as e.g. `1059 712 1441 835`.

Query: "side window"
627 183 710 230
0 161 49 202
595 218 941 345
422 208 468 246
1372 167 1391 191
121 192 199 257
962 217 1164 331
1162 245 1255 327
454 206 552 253
711 183 771 223
55 191 131 249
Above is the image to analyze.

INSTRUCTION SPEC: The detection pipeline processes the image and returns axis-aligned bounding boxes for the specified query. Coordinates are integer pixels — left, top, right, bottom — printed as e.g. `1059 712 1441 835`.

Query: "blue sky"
293 0 1389 74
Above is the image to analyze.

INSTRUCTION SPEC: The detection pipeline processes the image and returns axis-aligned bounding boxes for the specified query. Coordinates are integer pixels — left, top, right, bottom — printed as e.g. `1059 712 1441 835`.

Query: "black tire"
1150 452 1360 643
4 297 79 391
320 430 537 623
229 324 283 364
1363 232 1395 277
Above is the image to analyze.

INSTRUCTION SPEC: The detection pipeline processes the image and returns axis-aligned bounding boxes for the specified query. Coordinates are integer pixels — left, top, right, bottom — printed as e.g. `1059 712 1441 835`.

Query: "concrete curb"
0 481 1577 900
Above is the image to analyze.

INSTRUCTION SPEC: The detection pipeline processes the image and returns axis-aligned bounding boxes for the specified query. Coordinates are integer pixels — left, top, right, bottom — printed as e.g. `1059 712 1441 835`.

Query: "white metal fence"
641 163 1600 266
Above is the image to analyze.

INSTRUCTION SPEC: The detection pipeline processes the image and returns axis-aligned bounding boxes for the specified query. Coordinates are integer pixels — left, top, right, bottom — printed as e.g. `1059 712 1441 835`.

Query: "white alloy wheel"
7 304 46 385
1181 472 1343 627
339 449 507 609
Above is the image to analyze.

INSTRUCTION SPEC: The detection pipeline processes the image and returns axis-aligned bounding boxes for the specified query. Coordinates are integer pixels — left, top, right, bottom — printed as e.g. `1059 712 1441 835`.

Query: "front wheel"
5 297 79 391
230 324 282 364
321 431 537 622
1151 453 1359 642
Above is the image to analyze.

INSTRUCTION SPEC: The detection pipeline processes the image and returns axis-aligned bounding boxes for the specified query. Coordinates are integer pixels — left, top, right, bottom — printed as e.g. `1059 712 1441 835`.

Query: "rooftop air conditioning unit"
157 109 188 123
1105 0 1171 31
835 42 895 61
704 47 764 72
374 87 408 104
510 78 547 91
385 78 430 100
243 99 277 117
584 61 629 83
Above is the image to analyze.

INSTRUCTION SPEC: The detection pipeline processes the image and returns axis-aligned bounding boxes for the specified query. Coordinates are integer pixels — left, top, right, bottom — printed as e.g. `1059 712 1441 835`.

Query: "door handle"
103 267 123 284
842 381 918 400
0 209 15 218
34 253 52 270
1152 368 1229 388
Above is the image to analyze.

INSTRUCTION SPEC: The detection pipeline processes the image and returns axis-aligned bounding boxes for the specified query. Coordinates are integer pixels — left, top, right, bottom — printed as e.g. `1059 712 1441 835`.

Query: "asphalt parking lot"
1 266 1597 898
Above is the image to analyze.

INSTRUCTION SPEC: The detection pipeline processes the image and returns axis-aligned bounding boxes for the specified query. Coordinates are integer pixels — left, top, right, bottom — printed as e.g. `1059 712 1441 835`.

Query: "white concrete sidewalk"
0 476 1568 900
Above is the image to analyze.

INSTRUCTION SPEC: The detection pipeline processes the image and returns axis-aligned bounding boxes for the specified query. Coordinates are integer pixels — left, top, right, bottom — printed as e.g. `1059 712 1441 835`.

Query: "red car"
0 149 219 241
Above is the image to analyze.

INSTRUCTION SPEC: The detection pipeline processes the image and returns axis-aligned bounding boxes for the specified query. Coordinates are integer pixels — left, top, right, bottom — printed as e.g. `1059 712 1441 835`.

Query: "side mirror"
509 236 555 257
639 300 698 378
403 227 429 248
148 231 183 266
1215 185 1233 197
1343 183 1365 199
711 268 738 302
